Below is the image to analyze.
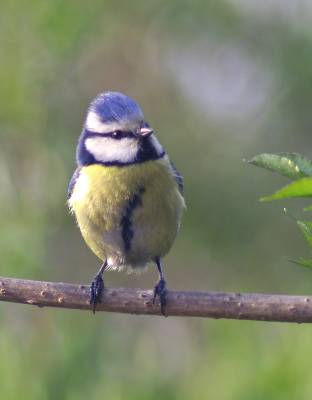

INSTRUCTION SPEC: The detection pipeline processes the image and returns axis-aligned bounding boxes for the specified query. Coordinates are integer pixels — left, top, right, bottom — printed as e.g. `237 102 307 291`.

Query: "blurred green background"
1 1 312 398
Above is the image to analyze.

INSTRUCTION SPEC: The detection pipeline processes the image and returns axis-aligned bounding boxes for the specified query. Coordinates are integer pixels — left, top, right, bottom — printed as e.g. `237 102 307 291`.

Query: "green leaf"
260 177 312 201
248 153 312 180
290 257 312 269
297 220 312 249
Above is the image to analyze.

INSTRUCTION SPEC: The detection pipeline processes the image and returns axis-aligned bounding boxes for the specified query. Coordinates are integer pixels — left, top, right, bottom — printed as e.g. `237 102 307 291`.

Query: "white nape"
149 135 163 156
85 136 139 163
85 111 138 134
85 111 121 133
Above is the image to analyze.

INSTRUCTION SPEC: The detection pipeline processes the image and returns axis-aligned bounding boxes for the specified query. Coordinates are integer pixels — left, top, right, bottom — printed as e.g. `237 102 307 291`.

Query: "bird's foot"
153 278 167 316
90 273 104 314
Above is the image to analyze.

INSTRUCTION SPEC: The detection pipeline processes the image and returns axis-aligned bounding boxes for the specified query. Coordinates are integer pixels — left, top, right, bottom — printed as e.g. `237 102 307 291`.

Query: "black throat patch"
120 186 146 253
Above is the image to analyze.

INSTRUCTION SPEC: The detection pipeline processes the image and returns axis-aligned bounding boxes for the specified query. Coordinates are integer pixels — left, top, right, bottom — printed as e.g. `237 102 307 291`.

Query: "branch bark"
0 276 312 322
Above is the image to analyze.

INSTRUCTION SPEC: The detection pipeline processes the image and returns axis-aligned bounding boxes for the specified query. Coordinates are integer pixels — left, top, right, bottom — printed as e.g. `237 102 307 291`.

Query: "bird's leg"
90 260 107 314
153 257 167 316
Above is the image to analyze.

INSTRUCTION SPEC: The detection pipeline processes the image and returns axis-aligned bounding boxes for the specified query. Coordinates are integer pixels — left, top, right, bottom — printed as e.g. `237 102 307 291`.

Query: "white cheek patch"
85 136 139 163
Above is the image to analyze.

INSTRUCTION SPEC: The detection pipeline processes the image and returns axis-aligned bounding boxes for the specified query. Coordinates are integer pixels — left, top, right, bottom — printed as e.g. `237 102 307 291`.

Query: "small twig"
0 276 312 322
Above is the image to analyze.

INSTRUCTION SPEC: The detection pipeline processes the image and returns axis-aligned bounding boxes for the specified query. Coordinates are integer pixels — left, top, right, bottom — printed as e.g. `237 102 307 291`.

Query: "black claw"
90 273 104 314
153 278 167 316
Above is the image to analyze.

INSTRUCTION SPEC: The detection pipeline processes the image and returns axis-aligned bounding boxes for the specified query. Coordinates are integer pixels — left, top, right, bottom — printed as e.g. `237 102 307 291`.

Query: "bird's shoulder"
67 167 81 200
67 157 184 201
169 160 184 194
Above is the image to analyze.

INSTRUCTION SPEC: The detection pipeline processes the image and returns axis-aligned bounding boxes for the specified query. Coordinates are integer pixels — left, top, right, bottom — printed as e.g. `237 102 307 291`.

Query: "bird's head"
76 92 164 166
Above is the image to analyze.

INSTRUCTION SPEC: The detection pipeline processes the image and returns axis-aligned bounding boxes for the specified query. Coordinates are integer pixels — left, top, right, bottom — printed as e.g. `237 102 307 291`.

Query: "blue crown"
89 91 144 123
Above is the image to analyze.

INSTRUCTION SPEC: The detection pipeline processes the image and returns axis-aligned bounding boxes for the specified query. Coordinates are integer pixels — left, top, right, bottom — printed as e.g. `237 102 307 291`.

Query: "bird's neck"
76 129 165 167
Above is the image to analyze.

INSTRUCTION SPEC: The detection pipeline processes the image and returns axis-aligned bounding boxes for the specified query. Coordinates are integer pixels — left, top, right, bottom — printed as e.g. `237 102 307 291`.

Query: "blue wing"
67 167 81 200
170 160 184 195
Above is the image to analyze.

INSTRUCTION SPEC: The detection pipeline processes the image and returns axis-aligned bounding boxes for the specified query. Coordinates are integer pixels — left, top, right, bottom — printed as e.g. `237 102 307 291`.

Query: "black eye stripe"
84 129 135 139
107 130 135 139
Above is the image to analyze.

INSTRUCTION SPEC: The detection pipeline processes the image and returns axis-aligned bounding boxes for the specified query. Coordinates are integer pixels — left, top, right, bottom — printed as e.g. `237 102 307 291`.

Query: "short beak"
136 126 154 137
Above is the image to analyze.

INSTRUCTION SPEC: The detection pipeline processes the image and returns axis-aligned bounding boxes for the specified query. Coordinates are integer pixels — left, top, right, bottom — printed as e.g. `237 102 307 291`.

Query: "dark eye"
111 130 123 139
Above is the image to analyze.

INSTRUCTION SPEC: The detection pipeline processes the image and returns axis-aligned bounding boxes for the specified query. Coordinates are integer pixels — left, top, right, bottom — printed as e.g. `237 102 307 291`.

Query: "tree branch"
0 276 312 322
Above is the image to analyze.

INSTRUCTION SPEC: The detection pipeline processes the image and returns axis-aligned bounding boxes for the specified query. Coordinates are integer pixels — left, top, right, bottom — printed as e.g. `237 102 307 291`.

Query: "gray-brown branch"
1 276 312 322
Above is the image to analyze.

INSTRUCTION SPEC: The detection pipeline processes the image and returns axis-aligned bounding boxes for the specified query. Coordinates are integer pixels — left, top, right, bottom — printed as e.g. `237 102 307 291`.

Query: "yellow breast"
68 157 185 269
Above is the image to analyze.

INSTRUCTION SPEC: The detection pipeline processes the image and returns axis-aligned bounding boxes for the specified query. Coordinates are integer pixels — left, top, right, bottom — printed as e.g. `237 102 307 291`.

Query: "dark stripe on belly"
120 186 145 253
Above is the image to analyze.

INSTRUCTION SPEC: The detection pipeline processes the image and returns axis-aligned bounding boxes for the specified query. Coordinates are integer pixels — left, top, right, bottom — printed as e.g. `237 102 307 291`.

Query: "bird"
67 91 185 314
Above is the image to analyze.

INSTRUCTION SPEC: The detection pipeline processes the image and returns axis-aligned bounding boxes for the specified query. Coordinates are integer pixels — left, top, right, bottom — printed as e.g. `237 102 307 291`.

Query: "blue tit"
68 91 185 314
